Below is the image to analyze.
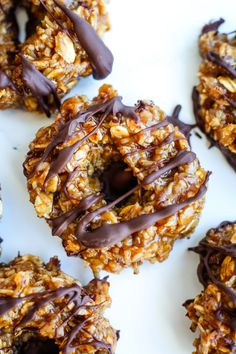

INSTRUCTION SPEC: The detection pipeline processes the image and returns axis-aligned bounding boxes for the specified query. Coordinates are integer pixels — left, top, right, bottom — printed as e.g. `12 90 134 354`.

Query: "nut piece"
55 32 76 64
110 125 129 138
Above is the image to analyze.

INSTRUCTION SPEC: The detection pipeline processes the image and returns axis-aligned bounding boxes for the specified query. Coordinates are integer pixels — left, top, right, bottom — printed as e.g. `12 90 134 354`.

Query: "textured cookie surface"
0 254 117 353
0 0 112 115
184 221 236 354
24 85 209 274
193 19 236 171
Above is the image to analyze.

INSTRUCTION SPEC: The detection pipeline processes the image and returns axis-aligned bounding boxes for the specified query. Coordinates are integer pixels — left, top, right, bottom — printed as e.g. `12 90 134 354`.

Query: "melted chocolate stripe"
40 0 73 41
125 126 180 158
33 96 138 181
132 120 169 136
76 172 210 248
142 150 196 185
52 0 114 80
20 55 61 117
0 281 110 352
52 150 196 239
74 150 198 248
51 193 103 236
0 71 17 90
206 51 236 78
0 284 84 317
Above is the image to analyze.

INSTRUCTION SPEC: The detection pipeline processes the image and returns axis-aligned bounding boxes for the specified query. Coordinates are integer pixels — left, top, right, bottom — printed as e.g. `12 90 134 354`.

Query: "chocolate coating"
52 0 114 80
20 55 60 117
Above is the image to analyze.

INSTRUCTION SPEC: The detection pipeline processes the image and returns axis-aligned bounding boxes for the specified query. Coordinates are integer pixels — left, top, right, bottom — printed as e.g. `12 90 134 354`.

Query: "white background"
0 0 236 353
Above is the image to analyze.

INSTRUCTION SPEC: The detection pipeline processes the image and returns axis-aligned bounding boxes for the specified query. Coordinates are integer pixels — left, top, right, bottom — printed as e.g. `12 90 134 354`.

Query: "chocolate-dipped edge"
42 0 114 80
0 279 112 353
192 86 236 172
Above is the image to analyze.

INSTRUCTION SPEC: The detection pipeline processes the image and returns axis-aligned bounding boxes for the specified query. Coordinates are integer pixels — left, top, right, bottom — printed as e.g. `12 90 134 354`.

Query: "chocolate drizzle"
74 170 209 248
20 55 60 117
32 96 138 181
51 148 209 248
192 86 236 172
30 94 210 249
189 225 236 330
0 71 17 90
51 194 103 236
0 282 111 353
201 18 225 34
167 105 195 142
206 51 236 78
51 0 114 80
0 0 114 114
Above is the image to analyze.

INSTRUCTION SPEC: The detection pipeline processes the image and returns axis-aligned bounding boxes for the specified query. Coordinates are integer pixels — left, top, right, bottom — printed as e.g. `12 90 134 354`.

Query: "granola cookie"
184 221 236 354
0 0 113 116
23 84 210 274
0 254 117 353
193 19 236 172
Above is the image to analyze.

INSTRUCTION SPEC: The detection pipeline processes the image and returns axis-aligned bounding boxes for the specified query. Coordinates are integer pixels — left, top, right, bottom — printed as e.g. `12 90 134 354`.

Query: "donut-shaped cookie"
184 221 236 354
0 254 117 353
23 85 210 274
193 19 236 171
0 0 113 116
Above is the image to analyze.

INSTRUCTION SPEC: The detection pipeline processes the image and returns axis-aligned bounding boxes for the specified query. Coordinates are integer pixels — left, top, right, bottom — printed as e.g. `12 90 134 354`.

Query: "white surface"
0 0 236 353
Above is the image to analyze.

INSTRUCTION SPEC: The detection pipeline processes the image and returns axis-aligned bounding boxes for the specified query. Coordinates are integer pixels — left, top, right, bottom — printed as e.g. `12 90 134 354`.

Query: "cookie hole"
15 337 59 354
100 161 137 203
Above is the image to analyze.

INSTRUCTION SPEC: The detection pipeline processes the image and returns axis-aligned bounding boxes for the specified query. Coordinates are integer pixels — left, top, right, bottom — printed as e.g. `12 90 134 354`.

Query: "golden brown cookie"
0 0 113 116
0 254 117 353
23 85 209 274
